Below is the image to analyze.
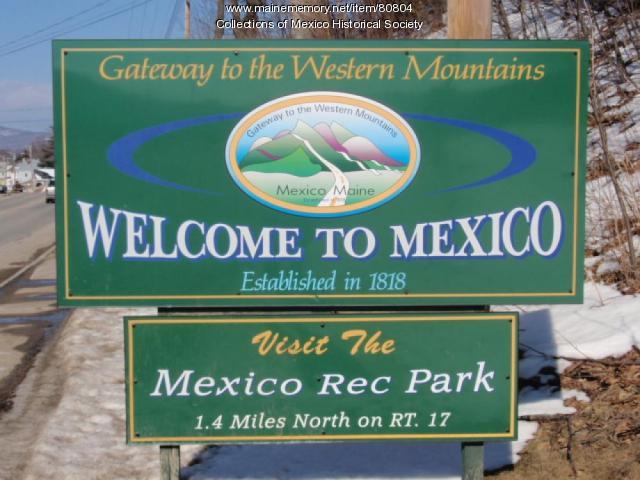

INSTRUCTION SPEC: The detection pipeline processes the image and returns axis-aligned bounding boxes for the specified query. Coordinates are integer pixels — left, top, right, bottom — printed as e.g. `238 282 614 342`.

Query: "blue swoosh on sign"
107 113 244 196
402 113 537 193
107 112 535 195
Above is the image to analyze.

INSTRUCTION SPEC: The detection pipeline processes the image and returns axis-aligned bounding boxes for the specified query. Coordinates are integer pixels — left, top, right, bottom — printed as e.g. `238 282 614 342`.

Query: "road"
292 133 350 207
0 194 158 478
0 192 55 283
0 192 65 477
0 251 73 477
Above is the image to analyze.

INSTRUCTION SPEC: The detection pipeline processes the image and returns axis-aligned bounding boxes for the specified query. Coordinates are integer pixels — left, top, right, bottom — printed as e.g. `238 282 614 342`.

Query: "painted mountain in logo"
240 120 405 177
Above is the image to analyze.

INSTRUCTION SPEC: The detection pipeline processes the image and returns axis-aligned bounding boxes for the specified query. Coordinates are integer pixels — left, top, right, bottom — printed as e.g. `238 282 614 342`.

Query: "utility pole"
447 2 492 479
290 0 330 39
448 0 492 39
185 0 191 39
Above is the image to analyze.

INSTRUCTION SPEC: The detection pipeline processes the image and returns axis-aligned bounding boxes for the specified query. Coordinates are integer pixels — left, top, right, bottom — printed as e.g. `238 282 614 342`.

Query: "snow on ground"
519 283 640 377
6 281 634 479
181 284 638 479
181 426 540 480
183 421 538 480
519 388 589 416
11 307 202 480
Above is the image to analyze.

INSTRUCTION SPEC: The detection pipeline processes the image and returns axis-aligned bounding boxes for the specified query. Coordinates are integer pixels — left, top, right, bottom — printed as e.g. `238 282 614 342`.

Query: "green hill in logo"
240 120 406 177
241 147 322 177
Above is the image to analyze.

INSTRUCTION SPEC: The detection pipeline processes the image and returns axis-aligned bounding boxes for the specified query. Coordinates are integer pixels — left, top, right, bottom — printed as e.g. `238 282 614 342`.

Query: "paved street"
0 192 55 283
0 193 66 453
0 252 72 476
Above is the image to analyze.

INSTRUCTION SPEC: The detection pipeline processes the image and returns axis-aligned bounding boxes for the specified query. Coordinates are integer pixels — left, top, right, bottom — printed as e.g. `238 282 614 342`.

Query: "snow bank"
18 308 202 480
520 283 640 377
10 280 635 479
179 282 636 479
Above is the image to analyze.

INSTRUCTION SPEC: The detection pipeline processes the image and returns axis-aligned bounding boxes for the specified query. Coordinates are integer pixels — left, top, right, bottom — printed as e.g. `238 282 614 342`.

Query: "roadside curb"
0 244 56 290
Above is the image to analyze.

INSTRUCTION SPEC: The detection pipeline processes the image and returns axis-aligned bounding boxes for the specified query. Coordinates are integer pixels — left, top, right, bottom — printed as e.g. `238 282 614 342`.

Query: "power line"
165 0 182 38
0 0 111 51
149 0 161 37
127 0 136 38
0 0 155 59
139 0 150 36
0 1 140 56
0 0 154 57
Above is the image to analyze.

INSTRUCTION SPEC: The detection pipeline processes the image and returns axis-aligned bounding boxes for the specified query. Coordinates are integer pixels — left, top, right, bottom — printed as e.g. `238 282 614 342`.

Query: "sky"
0 0 183 132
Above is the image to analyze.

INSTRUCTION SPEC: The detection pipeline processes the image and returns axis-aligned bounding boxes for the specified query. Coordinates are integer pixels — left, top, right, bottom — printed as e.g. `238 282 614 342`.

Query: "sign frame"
54 40 588 307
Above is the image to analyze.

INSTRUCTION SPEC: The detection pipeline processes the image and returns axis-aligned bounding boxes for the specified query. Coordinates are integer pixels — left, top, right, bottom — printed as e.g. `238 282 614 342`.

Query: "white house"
15 158 39 183
35 167 55 180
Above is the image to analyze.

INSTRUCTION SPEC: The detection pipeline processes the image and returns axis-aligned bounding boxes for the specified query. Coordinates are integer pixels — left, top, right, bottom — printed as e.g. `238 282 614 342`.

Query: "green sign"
125 312 517 443
54 40 588 307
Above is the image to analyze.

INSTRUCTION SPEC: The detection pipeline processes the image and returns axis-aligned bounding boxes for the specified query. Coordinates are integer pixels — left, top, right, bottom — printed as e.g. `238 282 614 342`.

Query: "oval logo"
226 92 420 217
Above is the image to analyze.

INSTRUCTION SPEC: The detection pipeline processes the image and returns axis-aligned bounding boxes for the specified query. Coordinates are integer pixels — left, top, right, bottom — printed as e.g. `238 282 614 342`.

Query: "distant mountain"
274 129 290 139
323 121 403 167
328 122 355 144
240 120 405 177
314 122 349 153
341 136 404 167
249 137 272 151
0 126 47 153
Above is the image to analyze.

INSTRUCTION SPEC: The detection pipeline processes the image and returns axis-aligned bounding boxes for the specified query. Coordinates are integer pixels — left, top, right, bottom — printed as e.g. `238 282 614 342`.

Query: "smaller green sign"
125 312 518 444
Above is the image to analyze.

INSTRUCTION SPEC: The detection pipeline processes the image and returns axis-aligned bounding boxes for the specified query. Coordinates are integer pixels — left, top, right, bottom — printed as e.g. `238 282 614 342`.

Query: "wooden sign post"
160 445 180 480
159 306 181 479
447 1 493 478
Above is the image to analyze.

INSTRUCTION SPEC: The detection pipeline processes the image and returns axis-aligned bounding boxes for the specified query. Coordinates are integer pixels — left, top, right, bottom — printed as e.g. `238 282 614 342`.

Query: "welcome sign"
53 40 588 307
125 313 518 443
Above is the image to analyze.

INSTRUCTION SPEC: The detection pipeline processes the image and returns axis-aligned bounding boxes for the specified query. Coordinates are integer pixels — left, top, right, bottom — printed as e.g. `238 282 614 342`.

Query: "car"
45 179 55 203
0 185 6 194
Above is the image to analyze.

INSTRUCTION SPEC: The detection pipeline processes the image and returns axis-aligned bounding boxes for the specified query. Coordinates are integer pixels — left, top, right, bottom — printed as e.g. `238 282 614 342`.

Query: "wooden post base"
462 442 484 480
160 445 180 480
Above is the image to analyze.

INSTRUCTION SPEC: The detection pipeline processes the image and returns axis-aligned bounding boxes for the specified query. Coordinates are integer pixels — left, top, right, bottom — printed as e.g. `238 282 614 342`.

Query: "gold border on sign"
60 47 583 301
125 313 518 442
